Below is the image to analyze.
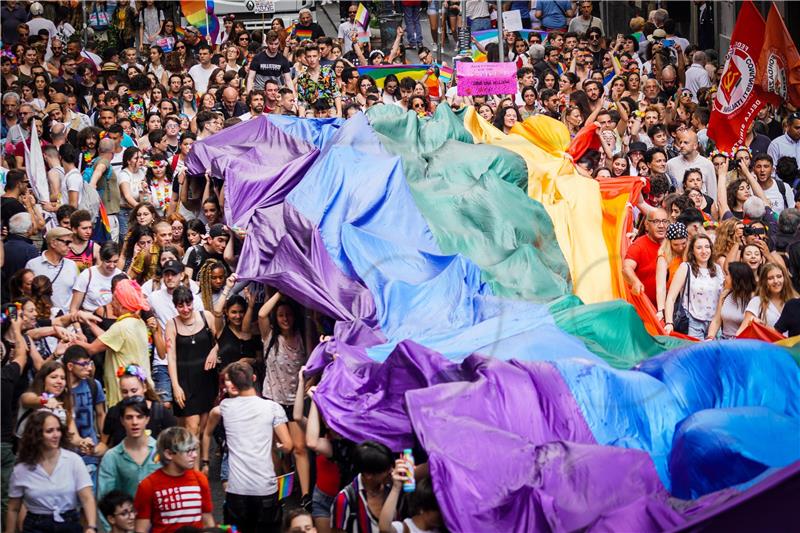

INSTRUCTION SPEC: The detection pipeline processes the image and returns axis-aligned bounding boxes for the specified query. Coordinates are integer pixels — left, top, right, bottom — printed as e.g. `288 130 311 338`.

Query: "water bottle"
402 449 415 493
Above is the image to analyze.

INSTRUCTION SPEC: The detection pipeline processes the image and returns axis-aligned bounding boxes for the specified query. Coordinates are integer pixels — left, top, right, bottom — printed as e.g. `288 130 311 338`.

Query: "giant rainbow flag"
187 109 799 532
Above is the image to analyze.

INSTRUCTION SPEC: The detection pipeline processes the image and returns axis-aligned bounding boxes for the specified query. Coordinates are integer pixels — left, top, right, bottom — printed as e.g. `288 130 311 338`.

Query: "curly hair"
713 218 742 258
16 410 71 466
198 259 227 311
29 275 54 320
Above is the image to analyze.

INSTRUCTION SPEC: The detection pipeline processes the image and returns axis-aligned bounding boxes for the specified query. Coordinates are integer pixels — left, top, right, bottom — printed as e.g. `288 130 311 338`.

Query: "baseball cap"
628 142 647 154
648 29 667 42
45 226 73 242
161 260 184 274
208 224 228 238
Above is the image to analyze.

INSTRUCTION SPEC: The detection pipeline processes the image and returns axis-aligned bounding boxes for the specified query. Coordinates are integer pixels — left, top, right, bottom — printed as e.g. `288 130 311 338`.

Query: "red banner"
707 1 768 152
758 3 800 107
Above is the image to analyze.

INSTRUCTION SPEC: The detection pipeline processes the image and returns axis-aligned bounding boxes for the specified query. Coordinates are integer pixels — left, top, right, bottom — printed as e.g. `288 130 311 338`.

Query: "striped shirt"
134 468 212 533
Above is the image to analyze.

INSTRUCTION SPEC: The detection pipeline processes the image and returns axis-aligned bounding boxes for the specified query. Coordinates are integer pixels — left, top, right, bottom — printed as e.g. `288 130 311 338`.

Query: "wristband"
201 459 210 466
665 322 673 326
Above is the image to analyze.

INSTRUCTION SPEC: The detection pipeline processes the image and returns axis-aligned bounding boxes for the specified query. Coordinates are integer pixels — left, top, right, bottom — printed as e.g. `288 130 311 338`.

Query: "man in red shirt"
134 427 214 533
623 208 669 305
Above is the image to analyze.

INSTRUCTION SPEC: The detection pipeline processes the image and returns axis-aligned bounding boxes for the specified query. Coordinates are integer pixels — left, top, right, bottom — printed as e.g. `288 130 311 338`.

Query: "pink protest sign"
457 62 517 96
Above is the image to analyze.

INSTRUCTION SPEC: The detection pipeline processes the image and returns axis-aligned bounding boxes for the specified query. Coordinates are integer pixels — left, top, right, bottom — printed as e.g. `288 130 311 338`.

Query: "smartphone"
662 39 674 48
8 306 17 320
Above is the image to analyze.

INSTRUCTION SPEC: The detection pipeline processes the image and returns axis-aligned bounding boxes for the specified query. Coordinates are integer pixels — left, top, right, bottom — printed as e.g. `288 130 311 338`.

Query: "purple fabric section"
186 116 318 228
312 341 687 532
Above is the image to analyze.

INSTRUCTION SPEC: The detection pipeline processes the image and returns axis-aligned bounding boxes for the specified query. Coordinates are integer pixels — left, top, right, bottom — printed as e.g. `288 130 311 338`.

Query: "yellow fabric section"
463 109 613 303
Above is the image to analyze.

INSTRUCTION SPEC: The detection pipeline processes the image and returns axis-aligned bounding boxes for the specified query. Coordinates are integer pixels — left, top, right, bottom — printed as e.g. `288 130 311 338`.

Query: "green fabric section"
367 104 686 365
550 295 691 369
368 103 569 302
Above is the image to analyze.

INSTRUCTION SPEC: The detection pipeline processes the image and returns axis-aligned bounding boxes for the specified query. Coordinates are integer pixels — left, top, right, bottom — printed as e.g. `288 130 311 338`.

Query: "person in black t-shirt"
1 170 35 237
184 223 231 280
775 298 800 337
246 31 293 93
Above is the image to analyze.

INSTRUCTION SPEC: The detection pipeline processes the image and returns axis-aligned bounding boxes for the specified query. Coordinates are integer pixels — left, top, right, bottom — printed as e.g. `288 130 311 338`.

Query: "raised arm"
257 290 283 340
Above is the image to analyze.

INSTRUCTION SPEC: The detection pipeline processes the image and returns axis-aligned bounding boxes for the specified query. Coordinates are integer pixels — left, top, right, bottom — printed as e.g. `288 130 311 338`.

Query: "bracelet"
201 459 210 466
665 322 673 326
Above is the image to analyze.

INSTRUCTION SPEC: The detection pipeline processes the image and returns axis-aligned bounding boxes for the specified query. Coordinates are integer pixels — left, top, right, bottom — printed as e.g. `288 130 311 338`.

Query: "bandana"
666 222 688 240
114 279 150 313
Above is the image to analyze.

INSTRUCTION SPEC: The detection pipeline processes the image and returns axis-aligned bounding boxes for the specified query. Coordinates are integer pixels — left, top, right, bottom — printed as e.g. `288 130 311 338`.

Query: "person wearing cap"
627 141 647 176
76 279 153 407
146 259 205 332
654 221 689 323
25 2 58 43
25 226 80 314
184 224 232 281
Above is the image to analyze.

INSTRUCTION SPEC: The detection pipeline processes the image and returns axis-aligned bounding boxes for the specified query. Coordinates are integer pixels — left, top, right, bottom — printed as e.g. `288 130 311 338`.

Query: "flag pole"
204 0 210 43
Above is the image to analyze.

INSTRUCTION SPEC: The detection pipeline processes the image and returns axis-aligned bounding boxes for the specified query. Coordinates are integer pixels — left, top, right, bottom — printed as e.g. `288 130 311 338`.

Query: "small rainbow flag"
471 29 549 61
98 202 111 233
295 28 313 41
355 3 369 29
175 26 187 39
277 472 294 500
180 0 219 42
285 23 295 36
437 64 453 85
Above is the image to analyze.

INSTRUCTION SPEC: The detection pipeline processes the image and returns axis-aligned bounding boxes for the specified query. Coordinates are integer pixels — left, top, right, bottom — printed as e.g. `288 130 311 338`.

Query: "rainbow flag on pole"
180 0 219 42
355 3 369 29
277 472 294 500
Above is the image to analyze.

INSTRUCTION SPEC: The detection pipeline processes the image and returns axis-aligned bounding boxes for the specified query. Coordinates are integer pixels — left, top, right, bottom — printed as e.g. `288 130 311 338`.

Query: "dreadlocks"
197 259 227 310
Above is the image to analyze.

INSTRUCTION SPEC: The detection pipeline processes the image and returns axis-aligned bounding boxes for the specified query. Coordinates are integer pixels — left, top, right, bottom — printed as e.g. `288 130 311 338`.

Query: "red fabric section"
759 3 800 107
566 121 600 162
737 321 784 342
707 0 768 151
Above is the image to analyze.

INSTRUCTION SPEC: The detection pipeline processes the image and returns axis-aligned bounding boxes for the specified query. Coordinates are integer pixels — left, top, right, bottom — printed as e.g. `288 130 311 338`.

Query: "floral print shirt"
296 65 340 109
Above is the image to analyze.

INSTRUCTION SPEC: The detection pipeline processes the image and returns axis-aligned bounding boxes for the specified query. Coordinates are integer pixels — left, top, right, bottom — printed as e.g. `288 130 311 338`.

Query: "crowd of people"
0 1 799 533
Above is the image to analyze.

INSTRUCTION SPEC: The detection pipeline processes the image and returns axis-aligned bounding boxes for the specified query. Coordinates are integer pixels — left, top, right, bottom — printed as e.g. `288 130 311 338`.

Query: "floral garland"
116 364 148 382
127 94 145 125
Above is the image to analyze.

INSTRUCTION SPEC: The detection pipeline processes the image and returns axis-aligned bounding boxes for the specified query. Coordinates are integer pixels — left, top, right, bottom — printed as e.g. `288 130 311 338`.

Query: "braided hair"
197 259 227 311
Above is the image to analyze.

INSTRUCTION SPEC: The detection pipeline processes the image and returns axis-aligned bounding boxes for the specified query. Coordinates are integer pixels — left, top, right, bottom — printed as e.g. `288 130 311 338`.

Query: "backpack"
774 178 790 210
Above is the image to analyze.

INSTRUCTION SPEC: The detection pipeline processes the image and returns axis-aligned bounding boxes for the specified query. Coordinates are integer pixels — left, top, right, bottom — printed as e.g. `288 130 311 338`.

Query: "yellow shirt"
100 316 151 407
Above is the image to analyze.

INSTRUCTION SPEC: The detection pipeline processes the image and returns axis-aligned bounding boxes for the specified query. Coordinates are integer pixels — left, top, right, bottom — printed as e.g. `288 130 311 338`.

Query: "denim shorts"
220 451 229 482
311 486 335 518
427 0 440 15
152 365 173 403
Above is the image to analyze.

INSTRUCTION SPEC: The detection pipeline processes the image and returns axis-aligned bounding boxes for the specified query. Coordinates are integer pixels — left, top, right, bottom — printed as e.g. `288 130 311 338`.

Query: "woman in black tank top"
214 286 260 368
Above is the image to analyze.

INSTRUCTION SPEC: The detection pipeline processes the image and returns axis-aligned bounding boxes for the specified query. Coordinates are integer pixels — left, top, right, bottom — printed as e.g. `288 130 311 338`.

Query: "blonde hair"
713 218 741 258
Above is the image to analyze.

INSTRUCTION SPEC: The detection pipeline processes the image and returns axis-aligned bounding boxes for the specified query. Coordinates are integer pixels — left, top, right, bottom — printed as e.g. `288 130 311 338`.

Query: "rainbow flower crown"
116 364 147 382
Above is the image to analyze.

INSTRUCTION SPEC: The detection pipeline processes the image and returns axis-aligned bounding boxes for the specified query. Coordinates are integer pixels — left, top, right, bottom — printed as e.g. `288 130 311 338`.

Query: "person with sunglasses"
63 345 107 489
25 227 80 315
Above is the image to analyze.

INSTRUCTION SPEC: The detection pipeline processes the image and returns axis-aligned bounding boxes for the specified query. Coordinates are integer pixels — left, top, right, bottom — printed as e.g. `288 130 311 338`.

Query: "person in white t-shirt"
69 241 123 313
201 362 292 532
752 153 795 214
188 44 217 95
60 143 83 208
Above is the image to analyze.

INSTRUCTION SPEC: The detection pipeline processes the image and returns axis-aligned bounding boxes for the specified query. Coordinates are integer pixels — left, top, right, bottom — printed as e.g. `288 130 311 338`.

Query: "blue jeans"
117 208 131 244
688 316 711 339
152 365 173 403
403 6 423 47
468 17 491 31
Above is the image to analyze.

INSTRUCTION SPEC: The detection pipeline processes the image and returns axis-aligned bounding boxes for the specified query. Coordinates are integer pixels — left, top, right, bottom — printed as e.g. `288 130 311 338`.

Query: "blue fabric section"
266 114 344 148
669 407 800 499
285 114 598 363
555 340 800 495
